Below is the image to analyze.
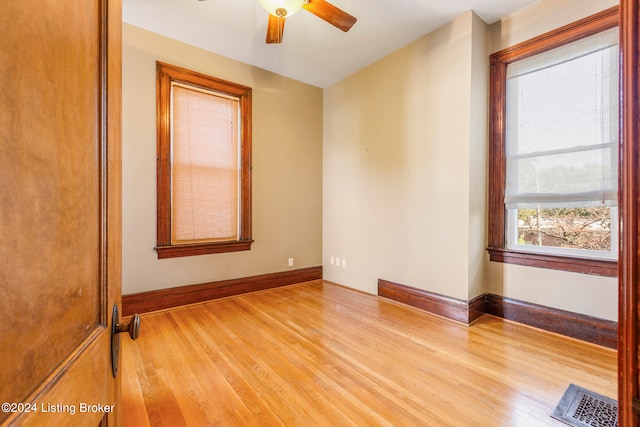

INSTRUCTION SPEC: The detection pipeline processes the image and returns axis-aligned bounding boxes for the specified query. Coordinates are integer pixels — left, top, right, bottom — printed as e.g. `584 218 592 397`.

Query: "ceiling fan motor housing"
259 0 305 17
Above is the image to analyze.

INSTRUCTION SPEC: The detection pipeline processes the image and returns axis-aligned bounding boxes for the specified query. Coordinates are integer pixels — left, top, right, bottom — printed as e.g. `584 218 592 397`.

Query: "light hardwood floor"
121 280 617 426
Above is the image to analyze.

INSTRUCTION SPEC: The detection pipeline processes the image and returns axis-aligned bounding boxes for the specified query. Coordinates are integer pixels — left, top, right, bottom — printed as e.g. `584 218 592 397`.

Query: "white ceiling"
123 0 541 88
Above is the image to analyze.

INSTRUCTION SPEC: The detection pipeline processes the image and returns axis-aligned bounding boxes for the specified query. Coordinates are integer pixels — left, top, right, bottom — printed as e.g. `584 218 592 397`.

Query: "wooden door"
0 1 122 426
619 1 640 426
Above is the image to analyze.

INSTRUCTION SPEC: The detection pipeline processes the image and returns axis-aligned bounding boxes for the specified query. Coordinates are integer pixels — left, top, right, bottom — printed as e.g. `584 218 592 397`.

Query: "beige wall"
122 24 323 294
323 0 618 321
323 12 487 300
489 0 618 53
468 13 490 299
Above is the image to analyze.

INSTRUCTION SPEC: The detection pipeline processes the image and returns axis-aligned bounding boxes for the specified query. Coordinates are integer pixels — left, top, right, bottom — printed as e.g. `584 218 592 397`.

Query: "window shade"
504 27 618 209
171 84 240 243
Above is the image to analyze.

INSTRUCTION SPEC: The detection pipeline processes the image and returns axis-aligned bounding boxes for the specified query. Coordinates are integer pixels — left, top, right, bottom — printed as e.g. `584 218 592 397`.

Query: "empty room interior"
119 0 621 425
4 0 632 425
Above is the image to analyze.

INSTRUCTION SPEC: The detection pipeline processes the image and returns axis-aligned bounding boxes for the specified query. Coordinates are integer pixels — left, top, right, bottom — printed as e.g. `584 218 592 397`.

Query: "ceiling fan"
199 0 357 44
261 0 357 44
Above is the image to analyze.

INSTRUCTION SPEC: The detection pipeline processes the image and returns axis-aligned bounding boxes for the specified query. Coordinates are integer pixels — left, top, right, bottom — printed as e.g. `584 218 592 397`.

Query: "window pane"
171 85 239 244
513 207 611 251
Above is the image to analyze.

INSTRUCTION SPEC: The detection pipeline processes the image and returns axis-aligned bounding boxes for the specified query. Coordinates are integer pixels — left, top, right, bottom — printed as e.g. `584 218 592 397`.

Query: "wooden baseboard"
485 294 617 349
377 279 617 349
125 271 616 349
378 279 486 324
122 266 322 316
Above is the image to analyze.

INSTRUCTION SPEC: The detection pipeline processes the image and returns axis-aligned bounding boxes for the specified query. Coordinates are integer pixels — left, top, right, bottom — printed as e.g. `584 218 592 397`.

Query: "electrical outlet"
336 257 341 266
330 257 335 265
288 258 294 268
341 258 347 268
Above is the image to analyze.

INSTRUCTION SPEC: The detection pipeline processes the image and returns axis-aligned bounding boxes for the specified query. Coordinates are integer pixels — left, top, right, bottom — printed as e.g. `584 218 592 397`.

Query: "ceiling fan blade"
302 0 357 32
266 14 286 44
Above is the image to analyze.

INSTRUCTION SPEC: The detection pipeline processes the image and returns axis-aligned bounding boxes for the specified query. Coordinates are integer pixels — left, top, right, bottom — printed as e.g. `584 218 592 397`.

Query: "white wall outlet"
288 257 294 267
341 258 347 268
335 257 341 266
330 256 335 265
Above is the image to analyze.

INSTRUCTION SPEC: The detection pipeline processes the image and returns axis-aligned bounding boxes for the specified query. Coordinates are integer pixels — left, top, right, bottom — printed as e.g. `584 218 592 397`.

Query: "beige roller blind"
171 84 240 244
504 27 618 209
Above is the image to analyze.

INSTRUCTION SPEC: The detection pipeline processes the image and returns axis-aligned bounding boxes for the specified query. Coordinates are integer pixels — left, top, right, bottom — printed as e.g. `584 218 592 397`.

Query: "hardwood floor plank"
122 280 617 426
241 290 465 424
121 337 152 427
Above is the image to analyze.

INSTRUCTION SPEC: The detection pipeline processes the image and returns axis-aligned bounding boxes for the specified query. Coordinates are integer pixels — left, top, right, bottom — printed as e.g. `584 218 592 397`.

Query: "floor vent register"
551 384 617 427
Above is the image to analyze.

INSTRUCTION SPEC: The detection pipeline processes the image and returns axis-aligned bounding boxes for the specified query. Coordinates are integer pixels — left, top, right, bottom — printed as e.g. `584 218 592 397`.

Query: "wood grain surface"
122 280 616 426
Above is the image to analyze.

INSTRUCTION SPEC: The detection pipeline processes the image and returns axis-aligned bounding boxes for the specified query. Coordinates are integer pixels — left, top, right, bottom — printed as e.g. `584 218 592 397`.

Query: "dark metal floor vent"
551 384 617 427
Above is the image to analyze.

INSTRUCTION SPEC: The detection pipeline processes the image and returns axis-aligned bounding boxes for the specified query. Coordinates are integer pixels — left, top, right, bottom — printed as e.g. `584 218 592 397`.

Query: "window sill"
487 247 617 277
156 240 253 259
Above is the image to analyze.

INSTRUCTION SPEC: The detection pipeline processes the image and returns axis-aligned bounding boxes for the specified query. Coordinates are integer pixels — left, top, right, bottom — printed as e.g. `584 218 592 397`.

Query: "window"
488 7 619 276
155 62 252 258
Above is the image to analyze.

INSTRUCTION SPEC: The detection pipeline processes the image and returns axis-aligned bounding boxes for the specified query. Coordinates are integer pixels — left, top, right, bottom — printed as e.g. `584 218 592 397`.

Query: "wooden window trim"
487 6 619 277
155 62 253 259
